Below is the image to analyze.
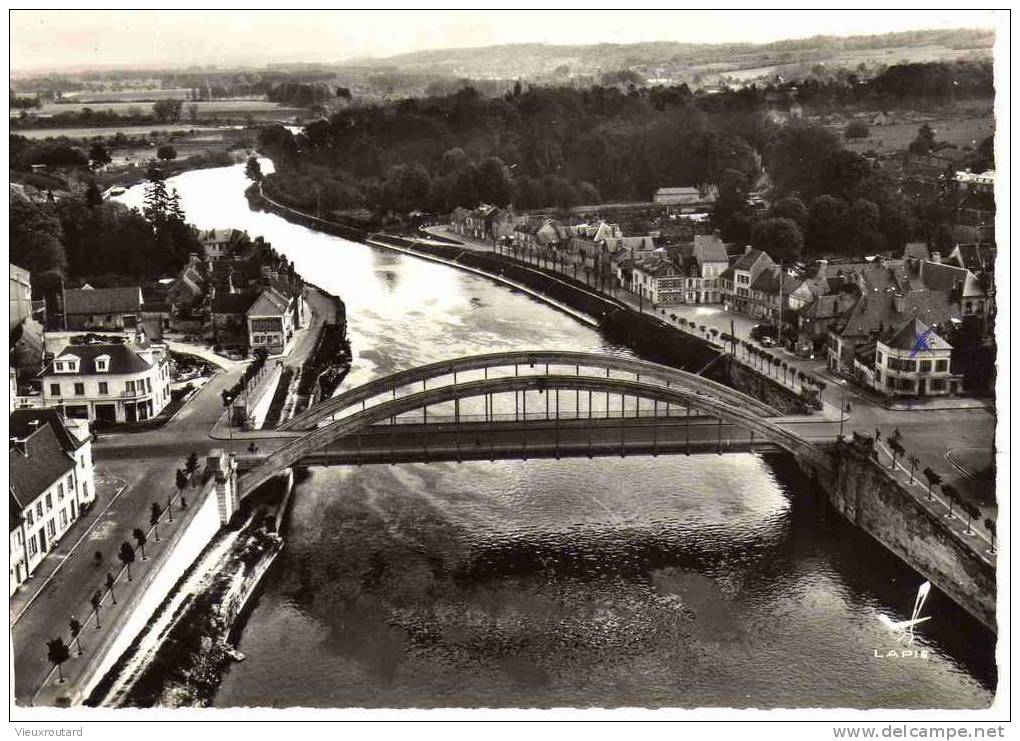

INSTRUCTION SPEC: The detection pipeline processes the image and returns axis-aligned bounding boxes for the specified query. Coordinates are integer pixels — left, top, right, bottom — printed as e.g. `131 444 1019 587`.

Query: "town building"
631 249 686 306
720 247 775 316
685 233 729 304
246 287 300 355
39 330 171 423
852 317 962 398
10 411 95 594
199 228 244 262
10 263 33 331
62 286 144 331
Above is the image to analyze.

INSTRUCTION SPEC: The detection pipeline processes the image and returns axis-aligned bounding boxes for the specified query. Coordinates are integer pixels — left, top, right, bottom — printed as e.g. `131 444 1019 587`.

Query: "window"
50 383 60 397
886 376 896 389
74 382 85 396
918 360 932 373
98 381 109 395
27 536 37 557
876 351 883 366
55 362 63 371
25 510 33 527
125 380 135 393
936 359 949 373
96 360 107 372
67 474 73 492
59 510 68 528
57 483 64 501
82 482 88 501
146 377 152 393
35 502 43 518
930 379 946 391
45 493 52 510
46 520 56 538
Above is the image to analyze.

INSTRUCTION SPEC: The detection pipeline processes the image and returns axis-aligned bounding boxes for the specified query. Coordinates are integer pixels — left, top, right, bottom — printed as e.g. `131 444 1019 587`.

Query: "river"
115 163 996 708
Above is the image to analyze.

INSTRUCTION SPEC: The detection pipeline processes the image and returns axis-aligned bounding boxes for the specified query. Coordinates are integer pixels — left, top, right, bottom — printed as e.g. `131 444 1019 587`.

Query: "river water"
116 163 996 708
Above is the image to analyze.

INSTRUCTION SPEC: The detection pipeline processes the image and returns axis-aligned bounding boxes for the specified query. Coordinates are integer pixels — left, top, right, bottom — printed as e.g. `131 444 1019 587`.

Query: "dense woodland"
10 171 203 295
257 60 992 260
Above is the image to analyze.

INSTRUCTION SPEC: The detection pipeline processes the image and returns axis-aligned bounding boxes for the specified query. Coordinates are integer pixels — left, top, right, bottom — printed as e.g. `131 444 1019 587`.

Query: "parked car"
750 323 778 342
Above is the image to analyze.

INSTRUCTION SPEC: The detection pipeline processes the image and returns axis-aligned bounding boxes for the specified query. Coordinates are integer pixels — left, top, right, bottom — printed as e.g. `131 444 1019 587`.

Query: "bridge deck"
235 416 838 469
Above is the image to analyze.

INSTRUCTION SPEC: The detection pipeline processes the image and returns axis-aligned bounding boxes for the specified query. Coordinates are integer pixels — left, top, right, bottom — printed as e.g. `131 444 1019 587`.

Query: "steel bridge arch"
280 350 780 431
241 374 825 497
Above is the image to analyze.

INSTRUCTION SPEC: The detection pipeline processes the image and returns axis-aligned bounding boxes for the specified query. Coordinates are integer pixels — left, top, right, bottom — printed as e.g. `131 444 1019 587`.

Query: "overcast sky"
10 9 998 73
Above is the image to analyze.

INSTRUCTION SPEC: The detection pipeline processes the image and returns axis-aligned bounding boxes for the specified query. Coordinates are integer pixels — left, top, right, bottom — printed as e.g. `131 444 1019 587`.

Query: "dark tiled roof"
693 233 728 263
247 288 290 317
919 260 981 294
881 317 952 352
733 248 770 272
211 292 258 315
42 343 153 376
10 425 75 513
837 290 959 339
64 287 142 315
10 408 86 452
750 268 781 293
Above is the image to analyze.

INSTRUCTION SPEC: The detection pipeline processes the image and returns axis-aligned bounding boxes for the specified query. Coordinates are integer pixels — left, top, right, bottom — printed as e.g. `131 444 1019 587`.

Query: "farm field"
719 43 992 83
12 124 241 140
842 113 995 155
26 99 296 116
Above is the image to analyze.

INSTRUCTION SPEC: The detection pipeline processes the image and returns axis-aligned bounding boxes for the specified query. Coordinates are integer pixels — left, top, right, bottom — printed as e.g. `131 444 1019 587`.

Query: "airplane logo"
878 581 932 645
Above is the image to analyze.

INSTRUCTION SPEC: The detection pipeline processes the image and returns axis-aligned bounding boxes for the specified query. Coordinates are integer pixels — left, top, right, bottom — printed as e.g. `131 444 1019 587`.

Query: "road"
13 286 342 705
423 225 997 519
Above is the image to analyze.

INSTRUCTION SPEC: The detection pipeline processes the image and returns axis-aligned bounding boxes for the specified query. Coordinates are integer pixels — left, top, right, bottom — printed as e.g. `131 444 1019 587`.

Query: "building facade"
10 412 95 595
40 334 171 423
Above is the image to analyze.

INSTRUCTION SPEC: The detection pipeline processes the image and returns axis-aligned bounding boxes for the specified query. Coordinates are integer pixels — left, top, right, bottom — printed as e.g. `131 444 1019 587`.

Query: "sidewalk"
9 473 127 626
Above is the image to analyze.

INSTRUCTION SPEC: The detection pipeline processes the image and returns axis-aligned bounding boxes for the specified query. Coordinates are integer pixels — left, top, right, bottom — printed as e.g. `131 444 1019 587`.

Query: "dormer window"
95 355 110 373
55 354 80 373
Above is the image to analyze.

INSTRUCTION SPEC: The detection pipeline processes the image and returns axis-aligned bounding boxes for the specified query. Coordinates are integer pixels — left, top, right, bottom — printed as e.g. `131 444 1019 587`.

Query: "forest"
10 171 203 296
256 60 992 259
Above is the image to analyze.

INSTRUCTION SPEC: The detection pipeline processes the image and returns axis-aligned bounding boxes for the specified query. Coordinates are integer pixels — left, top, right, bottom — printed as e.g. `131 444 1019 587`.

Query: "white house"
199 228 243 262
40 331 171 423
10 410 96 595
855 317 962 398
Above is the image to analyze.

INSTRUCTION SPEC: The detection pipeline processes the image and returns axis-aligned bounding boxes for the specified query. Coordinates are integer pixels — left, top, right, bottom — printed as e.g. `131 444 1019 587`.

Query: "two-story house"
199 228 244 262
853 317 961 398
246 287 297 355
721 247 775 315
10 413 95 595
631 249 685 306
686 232 729 304
40 332 171 423
63 286 145 331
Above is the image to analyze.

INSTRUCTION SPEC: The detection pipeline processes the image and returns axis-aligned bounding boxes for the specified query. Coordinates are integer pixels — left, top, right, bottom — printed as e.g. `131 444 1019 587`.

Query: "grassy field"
843 114 995 155
31 99 292 116
721 44 992 83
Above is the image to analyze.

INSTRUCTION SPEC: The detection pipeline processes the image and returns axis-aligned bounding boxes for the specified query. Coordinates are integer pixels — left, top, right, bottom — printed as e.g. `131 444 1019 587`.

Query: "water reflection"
117 164 995 709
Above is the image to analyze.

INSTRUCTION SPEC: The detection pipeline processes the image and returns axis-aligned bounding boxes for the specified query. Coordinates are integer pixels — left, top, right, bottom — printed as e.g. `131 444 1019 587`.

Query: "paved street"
11 284 343 705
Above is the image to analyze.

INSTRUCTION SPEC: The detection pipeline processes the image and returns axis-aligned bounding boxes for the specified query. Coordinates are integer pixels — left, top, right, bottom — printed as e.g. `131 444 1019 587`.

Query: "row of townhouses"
10 408 96 595
448 204 994 402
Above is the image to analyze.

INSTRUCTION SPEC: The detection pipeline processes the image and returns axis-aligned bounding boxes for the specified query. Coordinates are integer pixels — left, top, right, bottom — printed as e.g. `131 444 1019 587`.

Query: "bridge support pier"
207 449 239 526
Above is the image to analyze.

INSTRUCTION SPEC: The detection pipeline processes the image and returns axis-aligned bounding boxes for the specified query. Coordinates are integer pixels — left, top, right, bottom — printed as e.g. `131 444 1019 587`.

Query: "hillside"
339 28 994 84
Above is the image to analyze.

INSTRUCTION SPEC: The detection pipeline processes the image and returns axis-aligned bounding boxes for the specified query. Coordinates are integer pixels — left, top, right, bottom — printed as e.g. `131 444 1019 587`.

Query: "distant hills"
338 28 994 84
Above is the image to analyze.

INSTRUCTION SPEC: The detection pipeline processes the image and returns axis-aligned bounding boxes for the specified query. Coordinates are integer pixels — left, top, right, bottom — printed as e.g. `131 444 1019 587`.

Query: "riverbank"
248 186 810 415
85 470 294 707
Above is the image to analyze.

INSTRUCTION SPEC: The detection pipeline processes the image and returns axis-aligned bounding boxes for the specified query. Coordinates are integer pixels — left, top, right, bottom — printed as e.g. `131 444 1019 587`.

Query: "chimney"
745 244 753 254
10 438 27 456
930 252 941 264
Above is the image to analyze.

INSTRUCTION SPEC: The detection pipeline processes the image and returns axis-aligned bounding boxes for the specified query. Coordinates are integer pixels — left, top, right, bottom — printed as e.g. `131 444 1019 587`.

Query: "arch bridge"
238 352 836 498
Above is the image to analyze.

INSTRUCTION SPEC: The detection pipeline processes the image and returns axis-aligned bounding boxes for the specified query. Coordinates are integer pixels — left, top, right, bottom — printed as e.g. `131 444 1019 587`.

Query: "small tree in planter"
118 542 136 581
907 455 920 484
68 616 84 655
985 518 997 553
887 437 905 470
89 590 103 630
940 483 959 518
132 527 148 560
922 467 941 500
47 637 71 683
150 503 162 542
961 502 979 535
